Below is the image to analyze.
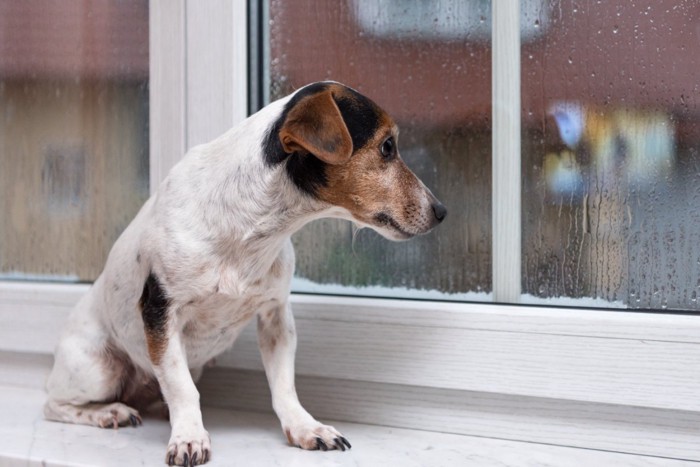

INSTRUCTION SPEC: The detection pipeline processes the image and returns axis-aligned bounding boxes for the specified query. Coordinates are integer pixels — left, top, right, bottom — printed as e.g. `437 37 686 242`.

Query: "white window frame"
1 0 698 461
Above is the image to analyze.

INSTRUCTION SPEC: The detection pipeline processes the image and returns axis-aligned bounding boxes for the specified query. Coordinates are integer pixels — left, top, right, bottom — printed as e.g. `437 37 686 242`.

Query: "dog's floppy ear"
279 90 353 165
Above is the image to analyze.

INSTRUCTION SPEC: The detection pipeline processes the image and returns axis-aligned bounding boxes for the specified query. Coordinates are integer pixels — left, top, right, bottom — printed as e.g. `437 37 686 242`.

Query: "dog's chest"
179 291 278 367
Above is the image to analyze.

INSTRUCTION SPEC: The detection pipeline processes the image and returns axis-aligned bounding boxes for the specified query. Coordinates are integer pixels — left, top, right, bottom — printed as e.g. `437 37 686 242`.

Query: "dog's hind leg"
44 399 142 429
45 341 143 428
44 291 142 429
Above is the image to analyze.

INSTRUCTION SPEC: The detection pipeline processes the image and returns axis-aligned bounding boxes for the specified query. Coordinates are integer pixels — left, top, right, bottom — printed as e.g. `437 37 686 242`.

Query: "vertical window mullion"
149 0 187 193
185 0 248 149
150 0 249 192
492 0 522 303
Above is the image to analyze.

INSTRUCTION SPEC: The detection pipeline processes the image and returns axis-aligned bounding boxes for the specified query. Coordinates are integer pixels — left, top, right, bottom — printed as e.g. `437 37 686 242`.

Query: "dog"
44 81 447 466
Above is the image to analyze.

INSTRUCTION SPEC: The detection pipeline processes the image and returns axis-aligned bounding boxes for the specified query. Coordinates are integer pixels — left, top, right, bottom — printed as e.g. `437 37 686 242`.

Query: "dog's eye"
380 137 395 159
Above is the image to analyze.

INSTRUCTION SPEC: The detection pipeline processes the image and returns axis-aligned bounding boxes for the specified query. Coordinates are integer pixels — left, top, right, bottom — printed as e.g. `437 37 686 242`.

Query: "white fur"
44 82 442 465
44 89 358 465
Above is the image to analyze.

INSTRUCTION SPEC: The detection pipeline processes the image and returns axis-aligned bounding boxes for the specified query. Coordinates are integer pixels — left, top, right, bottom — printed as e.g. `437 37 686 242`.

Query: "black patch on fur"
285 152 329 196
263 83 330 197
139 273 169 336
262 82 330 167
333 88 381 151
262 82 382 197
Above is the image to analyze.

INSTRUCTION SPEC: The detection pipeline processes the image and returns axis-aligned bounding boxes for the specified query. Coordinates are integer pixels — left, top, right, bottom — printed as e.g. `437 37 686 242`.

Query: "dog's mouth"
373 213 415 240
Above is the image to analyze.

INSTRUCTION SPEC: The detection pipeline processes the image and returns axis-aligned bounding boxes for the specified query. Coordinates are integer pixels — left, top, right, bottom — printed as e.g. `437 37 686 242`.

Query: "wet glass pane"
522 1 700 310
0 0 149 282
269 0 491 300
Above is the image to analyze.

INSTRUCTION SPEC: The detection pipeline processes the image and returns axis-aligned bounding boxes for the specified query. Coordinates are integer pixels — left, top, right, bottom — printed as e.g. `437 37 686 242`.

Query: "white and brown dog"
44 81 446 465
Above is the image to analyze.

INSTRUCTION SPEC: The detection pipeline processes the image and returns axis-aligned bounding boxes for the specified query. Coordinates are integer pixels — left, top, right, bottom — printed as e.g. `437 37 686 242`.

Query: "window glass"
0 0 149 281
268 0 492 300
521 1 700 310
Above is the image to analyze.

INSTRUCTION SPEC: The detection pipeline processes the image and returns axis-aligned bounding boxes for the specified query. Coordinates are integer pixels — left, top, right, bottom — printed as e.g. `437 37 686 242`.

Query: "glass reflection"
522 1 700 310
269 0 492 299
0 0 149 281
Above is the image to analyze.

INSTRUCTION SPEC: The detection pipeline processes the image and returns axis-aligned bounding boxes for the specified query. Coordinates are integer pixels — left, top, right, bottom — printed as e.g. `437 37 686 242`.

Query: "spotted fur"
44 81 446 466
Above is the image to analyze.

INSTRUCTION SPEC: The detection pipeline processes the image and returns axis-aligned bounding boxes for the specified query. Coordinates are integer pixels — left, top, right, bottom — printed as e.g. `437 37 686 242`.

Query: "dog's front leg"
152 331 211 466
141 275 211 465
257 302 351 451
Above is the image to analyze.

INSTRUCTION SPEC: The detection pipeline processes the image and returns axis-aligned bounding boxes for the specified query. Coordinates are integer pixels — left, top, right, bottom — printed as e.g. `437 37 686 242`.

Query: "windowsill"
2 282 700 462
0 384 693 467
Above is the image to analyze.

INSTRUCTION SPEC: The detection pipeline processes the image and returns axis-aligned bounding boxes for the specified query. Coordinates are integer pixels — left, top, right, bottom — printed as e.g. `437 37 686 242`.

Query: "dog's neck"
209 166 330 296
161 104 338 296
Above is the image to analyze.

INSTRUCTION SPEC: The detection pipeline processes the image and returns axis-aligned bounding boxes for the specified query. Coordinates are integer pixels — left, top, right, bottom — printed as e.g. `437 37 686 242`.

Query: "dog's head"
264 81 446 241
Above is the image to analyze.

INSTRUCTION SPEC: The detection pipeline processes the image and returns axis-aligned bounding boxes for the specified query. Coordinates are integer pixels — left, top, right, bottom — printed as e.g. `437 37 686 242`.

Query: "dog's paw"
92 402 142 429
165 427 211 466
284 422 351 451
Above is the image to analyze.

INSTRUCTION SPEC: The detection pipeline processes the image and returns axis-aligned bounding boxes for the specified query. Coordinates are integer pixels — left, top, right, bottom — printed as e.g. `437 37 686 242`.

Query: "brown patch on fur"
257 308 285 353
279 89 353 165
285 428 294 446
144 329 167 366
316 125 427 234
301 84 446 237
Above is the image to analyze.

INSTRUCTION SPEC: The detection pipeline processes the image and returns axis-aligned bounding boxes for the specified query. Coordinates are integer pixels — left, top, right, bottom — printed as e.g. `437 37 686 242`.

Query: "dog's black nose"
432 202 447 222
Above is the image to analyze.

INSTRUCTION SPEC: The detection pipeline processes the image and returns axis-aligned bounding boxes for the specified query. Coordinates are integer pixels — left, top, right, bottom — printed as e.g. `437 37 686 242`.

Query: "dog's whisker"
350 223 364 256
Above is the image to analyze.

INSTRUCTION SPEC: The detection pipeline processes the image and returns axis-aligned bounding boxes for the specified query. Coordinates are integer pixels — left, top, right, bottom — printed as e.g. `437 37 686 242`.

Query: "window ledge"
0 384 694 467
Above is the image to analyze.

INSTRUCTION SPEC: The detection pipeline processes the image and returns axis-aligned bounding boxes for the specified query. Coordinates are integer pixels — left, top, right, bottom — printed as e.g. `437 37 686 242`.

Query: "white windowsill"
0 384 694 467
1 281 700 462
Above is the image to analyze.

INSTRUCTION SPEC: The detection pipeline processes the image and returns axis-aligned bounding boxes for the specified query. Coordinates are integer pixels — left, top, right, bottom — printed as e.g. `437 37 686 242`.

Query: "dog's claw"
183 452 189 467
203 448 210 464
340 437 352 449
333 438 346 451
191 452 198 465
167 452 175 466
129 414 141 427
316 437 328 451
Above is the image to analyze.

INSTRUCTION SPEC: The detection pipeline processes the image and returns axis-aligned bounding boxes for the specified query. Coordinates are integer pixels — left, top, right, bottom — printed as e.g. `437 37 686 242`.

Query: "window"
0 0 149 282
521 0 700 311
1 1 698 462
268 0 493 300
267 0 700 311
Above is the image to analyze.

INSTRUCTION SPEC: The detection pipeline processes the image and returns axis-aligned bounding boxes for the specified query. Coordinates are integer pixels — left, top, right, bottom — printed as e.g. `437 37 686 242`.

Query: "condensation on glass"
269 0 491 299
0 1 149 281
522 1 700 310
